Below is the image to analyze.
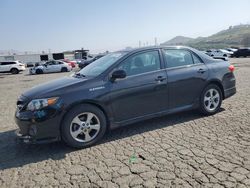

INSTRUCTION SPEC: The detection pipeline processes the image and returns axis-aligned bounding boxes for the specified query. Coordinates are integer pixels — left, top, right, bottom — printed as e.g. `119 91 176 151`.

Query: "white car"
220 49 234 56
29 60 72 74
0 61 26 74
206 49 229 58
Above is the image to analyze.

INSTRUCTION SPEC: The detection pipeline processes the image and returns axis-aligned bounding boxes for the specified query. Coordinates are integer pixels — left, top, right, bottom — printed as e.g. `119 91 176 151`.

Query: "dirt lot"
0 59 250 188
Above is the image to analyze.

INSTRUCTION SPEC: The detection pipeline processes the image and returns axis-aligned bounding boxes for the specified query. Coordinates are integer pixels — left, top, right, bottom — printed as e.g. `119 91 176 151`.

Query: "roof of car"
116 45 216 62
116 45 196 53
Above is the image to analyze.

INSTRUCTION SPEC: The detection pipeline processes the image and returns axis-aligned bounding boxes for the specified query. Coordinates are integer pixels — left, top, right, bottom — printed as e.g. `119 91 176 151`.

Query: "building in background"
0 49 90 64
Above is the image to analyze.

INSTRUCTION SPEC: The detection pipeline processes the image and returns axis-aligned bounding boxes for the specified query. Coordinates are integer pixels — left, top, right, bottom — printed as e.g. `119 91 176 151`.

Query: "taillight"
229 65 235 72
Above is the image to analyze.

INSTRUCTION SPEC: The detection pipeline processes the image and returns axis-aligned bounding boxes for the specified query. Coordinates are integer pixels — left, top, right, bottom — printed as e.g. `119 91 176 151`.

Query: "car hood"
22 76 87 99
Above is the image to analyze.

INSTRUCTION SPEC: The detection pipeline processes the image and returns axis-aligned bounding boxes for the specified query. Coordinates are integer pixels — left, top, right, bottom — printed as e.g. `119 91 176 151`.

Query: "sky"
0 0 250 53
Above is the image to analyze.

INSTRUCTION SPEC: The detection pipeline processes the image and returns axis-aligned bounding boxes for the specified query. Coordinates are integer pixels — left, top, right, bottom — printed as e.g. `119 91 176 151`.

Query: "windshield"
76 52 126 77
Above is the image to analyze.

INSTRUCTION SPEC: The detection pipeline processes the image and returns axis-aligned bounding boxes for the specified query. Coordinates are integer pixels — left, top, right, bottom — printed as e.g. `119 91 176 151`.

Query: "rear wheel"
199 84 222 115
10 68 19 74
61 104 107 148
61 67 68 72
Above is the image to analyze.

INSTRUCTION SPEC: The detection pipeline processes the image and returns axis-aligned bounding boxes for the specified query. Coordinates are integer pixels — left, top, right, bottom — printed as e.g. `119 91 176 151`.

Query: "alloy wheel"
70 112 100 142
204 88 220 112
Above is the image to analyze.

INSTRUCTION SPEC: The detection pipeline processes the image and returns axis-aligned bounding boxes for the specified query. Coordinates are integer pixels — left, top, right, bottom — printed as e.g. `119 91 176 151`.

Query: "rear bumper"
18 67 26 71
224 86 236 99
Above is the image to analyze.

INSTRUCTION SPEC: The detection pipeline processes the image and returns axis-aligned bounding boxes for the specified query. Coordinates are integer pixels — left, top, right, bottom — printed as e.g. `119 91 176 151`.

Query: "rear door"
55 61 63 72
162 48 208 110
0 62 12 72
109 50 168 123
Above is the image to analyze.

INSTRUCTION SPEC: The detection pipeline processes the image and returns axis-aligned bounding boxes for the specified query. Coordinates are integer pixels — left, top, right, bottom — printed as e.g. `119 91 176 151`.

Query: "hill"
161 24 250 50
161 36 193 45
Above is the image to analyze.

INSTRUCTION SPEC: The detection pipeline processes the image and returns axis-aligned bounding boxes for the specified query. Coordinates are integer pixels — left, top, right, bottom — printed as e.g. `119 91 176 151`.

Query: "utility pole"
154 37 158 46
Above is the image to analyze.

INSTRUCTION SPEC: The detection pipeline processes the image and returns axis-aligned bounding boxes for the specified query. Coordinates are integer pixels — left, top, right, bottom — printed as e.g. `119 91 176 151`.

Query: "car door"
54 61 63 72
0 62 11 72
109 50 168 123
49 60 59 72
44 61 55 73
162 48 208 110
42 62 49 73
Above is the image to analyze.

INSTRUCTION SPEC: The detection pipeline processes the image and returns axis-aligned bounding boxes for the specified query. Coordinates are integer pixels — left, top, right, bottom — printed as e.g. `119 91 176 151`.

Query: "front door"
109 50 168 123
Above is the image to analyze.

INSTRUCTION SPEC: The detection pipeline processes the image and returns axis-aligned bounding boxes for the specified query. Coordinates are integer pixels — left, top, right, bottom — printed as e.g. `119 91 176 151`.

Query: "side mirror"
111 70 126 81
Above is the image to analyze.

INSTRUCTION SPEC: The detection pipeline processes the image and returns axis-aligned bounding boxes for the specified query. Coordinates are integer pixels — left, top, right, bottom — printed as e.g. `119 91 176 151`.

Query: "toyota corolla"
15 46 236 148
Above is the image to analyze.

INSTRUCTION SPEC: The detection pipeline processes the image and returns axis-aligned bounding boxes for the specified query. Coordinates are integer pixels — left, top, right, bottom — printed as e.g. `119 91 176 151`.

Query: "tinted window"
46 61 55 65
192 54 203 64
0 62 16 65
163 49 194 68
118 51 161 76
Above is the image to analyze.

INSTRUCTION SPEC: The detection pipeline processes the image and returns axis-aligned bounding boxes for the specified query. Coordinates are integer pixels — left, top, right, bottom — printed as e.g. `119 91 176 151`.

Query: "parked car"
0 61 26 74
226 48 238 53
232 48 250 58
206 49 229 58
15 46 236 148
220 49 233 56
78 55 105 69
63 59 76 68
29 60 72 74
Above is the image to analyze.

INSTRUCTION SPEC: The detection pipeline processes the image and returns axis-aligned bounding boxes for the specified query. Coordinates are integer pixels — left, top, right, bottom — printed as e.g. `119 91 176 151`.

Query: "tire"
199 84 222 115
61 104 107 148
223 54 227 57
10 68 19 74
36 69 43 74
61 67 67 72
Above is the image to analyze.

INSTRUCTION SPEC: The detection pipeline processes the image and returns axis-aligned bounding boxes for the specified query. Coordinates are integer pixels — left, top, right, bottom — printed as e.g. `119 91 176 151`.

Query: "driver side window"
118 50 161 77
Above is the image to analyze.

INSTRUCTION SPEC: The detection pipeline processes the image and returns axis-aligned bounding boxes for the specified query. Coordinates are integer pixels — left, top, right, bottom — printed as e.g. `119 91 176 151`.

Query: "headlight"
26 97 58 111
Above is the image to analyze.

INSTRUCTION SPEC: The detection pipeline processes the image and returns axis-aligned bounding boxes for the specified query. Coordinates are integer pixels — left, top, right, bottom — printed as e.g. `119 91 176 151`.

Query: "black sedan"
232 48 250 58
78 55 104 69
15 46 236 148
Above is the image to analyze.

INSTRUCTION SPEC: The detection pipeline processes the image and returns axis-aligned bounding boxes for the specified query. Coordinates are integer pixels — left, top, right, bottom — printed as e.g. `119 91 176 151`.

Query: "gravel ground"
0 59 250 188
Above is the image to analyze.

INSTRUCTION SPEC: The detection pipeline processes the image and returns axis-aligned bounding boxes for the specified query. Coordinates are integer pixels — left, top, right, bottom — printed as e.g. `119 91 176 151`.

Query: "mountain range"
161 24 250 50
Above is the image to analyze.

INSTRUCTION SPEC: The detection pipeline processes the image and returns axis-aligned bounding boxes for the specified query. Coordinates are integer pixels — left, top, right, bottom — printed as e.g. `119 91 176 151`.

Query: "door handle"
197 68 206 74
155 76 167 82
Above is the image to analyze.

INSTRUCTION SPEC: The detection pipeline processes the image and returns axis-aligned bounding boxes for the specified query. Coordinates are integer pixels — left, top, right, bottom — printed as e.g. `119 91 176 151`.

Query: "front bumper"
15 105 64 144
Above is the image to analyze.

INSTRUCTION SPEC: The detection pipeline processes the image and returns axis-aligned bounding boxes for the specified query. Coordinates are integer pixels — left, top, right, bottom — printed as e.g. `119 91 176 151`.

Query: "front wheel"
199 84 222 115
36 69 43 74
61 104 107 148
